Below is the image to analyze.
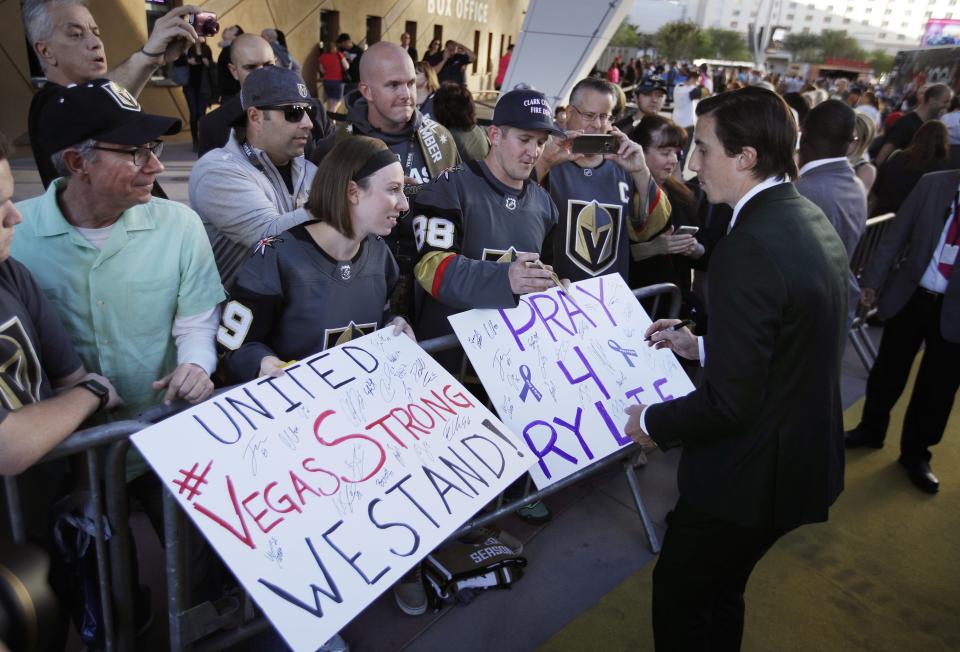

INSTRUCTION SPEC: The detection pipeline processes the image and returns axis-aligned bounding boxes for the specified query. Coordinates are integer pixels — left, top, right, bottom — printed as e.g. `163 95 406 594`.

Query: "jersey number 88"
412 215 455 251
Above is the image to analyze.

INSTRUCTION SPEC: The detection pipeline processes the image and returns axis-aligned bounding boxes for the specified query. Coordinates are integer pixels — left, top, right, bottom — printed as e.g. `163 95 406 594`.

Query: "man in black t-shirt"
0 132 120 475
23 0 200 189
433 40 477 86
874 83 954 165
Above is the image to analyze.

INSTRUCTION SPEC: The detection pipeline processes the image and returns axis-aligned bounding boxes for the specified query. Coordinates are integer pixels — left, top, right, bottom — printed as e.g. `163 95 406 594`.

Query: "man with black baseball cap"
190 65 319 289
15 79 224 428
14 82 225 612
390 88 562 615
614 76 668 132
411 87 562 343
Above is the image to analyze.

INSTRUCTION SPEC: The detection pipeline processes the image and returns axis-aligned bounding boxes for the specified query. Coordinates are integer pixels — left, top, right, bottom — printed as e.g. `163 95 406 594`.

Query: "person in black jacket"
625 87 849 651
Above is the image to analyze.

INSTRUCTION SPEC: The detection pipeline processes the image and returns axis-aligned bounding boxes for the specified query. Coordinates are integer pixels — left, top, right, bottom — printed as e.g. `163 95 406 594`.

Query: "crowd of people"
2 1 959 650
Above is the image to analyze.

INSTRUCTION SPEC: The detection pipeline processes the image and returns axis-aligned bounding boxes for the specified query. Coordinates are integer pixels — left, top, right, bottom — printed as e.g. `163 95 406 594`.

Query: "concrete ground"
8 141 880 651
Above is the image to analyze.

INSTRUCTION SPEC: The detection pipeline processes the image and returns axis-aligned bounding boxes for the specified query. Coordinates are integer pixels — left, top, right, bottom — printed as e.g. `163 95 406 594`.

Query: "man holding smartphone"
535 77 670 283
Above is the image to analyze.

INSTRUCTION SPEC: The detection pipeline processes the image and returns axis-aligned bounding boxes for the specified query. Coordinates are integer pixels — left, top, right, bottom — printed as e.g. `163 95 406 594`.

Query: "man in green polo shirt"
14 80 225 427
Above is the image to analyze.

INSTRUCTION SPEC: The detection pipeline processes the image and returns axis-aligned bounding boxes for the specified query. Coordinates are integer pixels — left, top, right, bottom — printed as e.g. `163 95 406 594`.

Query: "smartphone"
675 225 699 236
188 12 220 37
570 134 618 155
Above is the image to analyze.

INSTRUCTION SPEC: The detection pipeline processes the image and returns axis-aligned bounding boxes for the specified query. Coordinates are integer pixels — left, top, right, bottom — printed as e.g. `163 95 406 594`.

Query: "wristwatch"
77 379 110 411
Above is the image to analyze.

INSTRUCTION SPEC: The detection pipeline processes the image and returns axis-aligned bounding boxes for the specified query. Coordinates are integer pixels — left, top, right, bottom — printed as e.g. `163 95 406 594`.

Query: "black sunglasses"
258 104 317 123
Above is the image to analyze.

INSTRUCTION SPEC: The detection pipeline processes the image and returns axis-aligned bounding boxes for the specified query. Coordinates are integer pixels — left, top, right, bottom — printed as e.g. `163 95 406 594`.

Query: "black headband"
353 150 401 181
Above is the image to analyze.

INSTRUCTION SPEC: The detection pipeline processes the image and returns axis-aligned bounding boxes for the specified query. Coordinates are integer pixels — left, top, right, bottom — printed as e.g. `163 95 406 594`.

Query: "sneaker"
515 501 552 525
318 633 350 652
393 565 427 616
459 526 524 554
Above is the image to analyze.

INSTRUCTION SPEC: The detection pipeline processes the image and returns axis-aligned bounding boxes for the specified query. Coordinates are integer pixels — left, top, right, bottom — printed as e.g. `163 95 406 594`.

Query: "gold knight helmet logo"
0 317 43 410
323 321 377 350
566 199 621 275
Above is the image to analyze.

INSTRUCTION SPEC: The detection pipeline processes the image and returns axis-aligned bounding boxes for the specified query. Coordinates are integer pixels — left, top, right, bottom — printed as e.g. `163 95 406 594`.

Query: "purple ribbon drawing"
608 339 639 367
519 364 543 402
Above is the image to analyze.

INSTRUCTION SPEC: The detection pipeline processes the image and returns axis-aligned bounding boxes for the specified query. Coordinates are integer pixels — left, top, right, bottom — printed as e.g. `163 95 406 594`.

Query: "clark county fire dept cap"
492 89 565 136
39 79 181 153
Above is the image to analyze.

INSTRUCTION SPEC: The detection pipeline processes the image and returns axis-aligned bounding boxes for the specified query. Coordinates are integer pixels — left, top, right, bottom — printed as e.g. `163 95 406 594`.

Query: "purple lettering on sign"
553 407 595 460
499 299 536 352
596 400 631 446
522 420 578 479
624 386 645 404
653 378 674 402
528 293 575 343
575 276 617 327
556 345 610 400
558 290 597 329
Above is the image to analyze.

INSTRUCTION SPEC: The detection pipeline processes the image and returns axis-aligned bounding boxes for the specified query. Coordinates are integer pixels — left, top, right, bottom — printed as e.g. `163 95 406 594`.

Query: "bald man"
312 41 459 317
197 34 331 157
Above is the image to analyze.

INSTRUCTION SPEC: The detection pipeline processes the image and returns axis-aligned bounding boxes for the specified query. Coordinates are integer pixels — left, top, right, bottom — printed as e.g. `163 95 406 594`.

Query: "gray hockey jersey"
411 160 558 340
218 223 399 382
544 159 636 283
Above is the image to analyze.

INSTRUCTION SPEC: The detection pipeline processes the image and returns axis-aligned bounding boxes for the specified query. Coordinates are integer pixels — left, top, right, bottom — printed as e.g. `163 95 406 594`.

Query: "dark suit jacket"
796 158 868 319
861 169 960 342
646 184 849 530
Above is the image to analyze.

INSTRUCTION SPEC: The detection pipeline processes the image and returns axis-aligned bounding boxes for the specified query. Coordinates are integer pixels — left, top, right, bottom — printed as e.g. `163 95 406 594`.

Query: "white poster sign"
132 331 530 651
448 273 694 489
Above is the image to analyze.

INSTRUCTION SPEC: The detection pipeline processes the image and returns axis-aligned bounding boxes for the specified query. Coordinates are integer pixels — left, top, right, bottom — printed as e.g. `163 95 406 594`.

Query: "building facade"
670 0 960 54
1 0 527 152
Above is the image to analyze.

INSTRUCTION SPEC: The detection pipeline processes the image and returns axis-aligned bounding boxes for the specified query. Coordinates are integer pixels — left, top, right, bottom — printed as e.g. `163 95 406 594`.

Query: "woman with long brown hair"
871 120 951 216
629 115 706 317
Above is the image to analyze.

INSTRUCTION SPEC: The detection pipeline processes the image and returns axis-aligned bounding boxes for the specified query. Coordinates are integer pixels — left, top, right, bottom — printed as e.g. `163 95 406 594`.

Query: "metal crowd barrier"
848 212 896 370
1 282 682 651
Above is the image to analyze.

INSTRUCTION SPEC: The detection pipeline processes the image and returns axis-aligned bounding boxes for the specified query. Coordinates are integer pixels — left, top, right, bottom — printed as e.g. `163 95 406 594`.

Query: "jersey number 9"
412 215 455 251
217 301 253 350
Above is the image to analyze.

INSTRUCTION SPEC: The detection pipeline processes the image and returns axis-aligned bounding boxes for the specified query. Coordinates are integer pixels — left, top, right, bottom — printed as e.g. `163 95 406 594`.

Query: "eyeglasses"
91 140 163 167
258 104 317 123
569 104 612 125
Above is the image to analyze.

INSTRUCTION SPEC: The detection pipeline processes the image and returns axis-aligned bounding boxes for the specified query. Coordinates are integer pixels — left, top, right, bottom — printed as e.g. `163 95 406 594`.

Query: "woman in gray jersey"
218 137 416 382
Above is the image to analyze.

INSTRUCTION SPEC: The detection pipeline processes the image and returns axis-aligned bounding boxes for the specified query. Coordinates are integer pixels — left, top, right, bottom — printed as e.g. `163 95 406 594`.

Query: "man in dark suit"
624 87 849 651
796 99 868 321
846 168 960 493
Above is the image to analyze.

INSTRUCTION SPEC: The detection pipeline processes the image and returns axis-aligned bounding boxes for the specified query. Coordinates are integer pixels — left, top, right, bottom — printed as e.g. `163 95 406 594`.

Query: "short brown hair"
696 86 799 180
307 136 390 238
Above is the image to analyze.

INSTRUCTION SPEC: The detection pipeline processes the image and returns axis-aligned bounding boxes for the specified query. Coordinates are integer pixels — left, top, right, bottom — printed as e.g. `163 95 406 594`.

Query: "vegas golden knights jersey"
218 223 399 382
0 259 82 421
544 160 638 283
411 160 558 341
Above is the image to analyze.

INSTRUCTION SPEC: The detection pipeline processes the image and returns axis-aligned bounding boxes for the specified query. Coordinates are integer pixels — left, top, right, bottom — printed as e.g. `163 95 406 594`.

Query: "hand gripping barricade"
848 212 896 370
2 282 681 651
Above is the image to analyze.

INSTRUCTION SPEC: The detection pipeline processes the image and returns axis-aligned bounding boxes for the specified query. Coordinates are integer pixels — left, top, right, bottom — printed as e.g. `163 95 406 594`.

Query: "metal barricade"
3 282 682 652
848 212 895 370
2 419 153 652
163 282 682 651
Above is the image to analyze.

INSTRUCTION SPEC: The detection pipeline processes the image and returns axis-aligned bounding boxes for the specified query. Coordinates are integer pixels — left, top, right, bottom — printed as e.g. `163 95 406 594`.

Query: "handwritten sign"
448 273 694 489
132 331 529 651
